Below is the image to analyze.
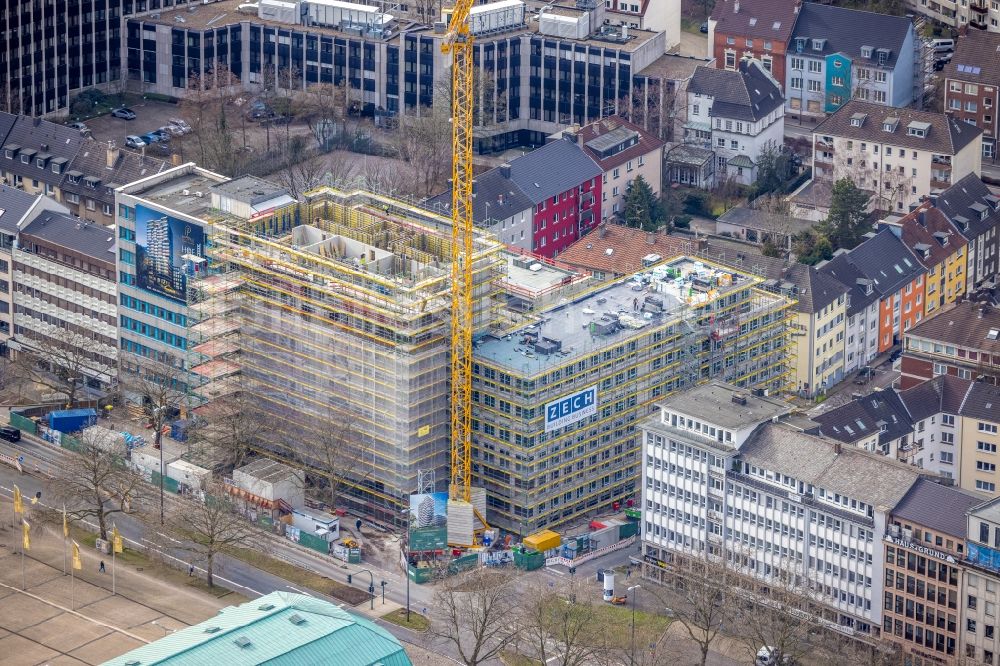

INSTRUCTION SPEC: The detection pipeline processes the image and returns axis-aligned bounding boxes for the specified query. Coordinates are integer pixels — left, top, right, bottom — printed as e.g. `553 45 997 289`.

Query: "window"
979 442 998 453
693 103 700 116
808 60 822 73
832 76 845 87
978 480 997 492
725 51 736 69
940 451 954 463
790 57 804 71
874 90 886 104
808 80 821 93
791 77 803 90
981 423 999 434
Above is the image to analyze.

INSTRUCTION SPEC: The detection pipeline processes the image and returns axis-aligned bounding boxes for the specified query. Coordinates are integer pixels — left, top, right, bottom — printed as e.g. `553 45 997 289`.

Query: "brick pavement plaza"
0 496 235 666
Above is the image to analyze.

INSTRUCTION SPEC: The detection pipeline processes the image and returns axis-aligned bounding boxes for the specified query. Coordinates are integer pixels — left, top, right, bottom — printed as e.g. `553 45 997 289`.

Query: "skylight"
988 329 999 340
749 17 757 26
957 65 982 75
773 21 781 29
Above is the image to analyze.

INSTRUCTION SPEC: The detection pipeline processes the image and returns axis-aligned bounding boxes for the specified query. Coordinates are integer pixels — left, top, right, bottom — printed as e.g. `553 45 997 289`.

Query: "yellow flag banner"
13 485 23 514
63 506 69 538
21 519 30 551
72 541 82 571
112 525 123 554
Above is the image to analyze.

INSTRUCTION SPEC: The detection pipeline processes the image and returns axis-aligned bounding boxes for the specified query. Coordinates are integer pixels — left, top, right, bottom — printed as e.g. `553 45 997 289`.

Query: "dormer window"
812 38 825 51
20 154 29 164
877 48 890 65
850 112 867 127
795 37 806 52
3 150 12 159
51 163 62 174
861 45 873 59
907 121 931 138
883 117 899 132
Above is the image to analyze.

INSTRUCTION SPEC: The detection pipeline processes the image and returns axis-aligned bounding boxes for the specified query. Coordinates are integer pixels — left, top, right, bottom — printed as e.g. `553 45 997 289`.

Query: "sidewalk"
0 497 235 665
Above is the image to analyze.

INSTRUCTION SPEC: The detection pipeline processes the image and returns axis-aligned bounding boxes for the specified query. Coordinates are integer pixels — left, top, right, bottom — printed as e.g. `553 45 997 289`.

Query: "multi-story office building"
883 478 978 664
641 381 929 637
11 212 118 391
784 4 917 120
472 256 795 534
942 30 1000 161
813 101 983 213
0 1 199 116
125 0 669 154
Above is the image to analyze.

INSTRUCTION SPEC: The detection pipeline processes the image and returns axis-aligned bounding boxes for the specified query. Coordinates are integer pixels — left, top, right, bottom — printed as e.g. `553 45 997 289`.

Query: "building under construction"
472 256 797 535
187 180 504 523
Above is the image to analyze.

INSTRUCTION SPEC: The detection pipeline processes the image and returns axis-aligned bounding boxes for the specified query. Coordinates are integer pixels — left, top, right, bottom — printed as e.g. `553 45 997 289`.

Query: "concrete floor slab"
0 633 61 666
20 612 114 654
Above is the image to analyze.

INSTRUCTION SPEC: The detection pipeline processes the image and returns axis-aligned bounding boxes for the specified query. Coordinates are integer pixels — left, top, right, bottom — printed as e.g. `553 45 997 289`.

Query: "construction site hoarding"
134 204 206 304
409 492 448 551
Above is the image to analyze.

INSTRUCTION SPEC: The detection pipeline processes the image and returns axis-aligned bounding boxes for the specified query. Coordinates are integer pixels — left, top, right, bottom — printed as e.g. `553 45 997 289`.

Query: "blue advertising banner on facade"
545 386 598 432
134 204 205 304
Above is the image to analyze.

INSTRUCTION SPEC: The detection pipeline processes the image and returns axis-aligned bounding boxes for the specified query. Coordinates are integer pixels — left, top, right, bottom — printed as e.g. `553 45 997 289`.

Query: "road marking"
285 585 314 597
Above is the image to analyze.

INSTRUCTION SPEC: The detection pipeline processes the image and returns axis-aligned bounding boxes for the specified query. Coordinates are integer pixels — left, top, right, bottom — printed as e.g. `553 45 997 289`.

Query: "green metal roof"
727 154 755 168
103 592 412 666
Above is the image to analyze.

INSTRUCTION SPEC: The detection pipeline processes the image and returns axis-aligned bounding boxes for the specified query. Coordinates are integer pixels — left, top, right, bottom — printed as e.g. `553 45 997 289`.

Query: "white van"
931 38 955 53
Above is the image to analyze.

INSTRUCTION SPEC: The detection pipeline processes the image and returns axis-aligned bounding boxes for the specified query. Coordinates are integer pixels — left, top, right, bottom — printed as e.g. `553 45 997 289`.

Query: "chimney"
734 0 740 12
598 224 609 238
834 440 842 454
793 0 801 13
500 163 512 179
917 210 926 226
927 194 938 208
563 129 577 144
646 233 656 245
171 153 183 166
106 142 121 169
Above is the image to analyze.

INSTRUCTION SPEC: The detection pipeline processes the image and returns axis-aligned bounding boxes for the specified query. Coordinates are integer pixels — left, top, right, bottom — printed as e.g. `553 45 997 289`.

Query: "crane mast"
444 0 476 506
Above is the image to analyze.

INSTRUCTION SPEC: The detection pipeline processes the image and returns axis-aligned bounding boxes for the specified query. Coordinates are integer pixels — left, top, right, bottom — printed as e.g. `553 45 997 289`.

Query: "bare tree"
295 407 374 511
271 135 330 199
12 326 111 407
178 63 246 175
360 156 408 196
668 557 733 666
54 427 146 540
520 580 609 666
431 567 522 666
191 388 271 473
167 485 259 588
295 81 352 150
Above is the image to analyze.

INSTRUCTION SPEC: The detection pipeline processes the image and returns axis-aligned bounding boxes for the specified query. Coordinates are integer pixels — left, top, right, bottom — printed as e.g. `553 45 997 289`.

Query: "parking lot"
82 99 188 147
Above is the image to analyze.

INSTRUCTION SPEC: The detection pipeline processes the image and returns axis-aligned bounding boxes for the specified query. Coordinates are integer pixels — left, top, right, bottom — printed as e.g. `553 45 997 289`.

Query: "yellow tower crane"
444 0 488 539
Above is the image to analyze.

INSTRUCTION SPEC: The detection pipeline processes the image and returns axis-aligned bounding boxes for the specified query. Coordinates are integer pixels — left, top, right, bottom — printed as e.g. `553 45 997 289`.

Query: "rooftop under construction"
472 256 797 534
187 184 504 523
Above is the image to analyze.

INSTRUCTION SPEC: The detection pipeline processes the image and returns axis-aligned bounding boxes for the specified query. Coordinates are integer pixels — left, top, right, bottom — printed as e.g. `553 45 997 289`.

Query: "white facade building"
818 251 881 375
684 59 785 186
641 381 927 636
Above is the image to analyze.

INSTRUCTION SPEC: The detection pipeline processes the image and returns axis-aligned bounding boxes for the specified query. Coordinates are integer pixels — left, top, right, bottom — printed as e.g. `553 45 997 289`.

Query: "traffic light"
347 574 353 584
368 585 375 594
569 566 577 575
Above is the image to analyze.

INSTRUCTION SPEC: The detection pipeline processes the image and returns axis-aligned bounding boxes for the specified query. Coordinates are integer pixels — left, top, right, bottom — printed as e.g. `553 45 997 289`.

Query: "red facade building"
709 0 800 86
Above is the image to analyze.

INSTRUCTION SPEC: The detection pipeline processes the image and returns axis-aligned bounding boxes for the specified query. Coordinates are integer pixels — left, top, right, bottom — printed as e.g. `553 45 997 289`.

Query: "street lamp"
628 584 641 666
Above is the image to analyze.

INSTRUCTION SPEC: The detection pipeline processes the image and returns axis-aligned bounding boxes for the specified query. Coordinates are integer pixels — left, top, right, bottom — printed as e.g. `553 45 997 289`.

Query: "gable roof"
942 29 1000 86
62 139 169 211
811 387 912 446
576 116 665 171
0 115 84 186
818 252 880 316
842 227 924 297
897 374 973 422
905 300 1000 356
19 211 116 264
507 138 602 205
962 381 1000 423
892 477 980 538
740 423 926 509
814 100 983 157
786 262 847 314
104 592 412 666
892 203 967 271
935 174 1000 243
0 113 17 147
688 60 784 122
790 3 912 68
0 184 41 234
557 224 689 276
710 0 799 43
425 166 534 227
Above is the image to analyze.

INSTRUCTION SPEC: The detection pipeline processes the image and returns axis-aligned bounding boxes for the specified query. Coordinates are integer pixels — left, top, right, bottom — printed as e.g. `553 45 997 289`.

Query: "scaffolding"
186 186 504 524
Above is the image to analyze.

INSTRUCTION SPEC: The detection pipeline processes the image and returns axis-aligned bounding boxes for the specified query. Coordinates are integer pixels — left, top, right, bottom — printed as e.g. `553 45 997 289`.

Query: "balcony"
931 155 952 167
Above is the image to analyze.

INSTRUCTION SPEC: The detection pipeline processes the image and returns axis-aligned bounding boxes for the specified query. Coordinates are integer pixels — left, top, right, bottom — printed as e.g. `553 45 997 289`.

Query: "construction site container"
619 521 639 539
589 525 619 550
48 408 97 433
523 529 561 553
514 548 545 571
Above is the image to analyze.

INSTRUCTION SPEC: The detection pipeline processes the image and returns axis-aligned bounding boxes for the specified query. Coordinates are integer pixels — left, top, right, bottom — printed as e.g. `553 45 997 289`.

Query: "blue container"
48 408 97 433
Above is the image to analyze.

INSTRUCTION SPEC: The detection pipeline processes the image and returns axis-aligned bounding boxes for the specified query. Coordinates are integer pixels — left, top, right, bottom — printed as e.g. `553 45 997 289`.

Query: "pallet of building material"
447 499 475 547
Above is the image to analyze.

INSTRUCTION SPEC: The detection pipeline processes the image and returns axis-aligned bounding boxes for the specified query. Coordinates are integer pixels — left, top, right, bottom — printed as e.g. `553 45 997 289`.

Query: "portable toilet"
602 570 615 601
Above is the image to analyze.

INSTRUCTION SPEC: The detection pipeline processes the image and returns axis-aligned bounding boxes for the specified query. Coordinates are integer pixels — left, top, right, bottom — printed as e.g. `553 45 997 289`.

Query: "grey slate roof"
814 100 982 157
62 140 169 216
0 184 40 234
786 262 847 315
19 211 116 264
961 381 1000 423
905 301 1000 357
811 387 912 446
790 3 912 68
891 477 979 538
942 29 1000 87
0 114 17 147
935 174 1000 245
842 227 924 298
507 138 602 206
897 374 973 422
717 206 816 237
0 115 84 186
818 252 880 317
426 166 535 226
740 423 926 509
688 60 784 123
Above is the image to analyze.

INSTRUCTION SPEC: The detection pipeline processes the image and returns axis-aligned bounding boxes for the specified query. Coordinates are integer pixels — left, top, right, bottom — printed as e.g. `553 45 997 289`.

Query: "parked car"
0 426 21 442
150 128 172 142
700 21 709 33
124 135 147 149
168 118 192 133
890 348 903 363
141 132 164 144
756 646 794 666
160 124 185 137
247 99 273 120
67 121 91 137
111 107 137 120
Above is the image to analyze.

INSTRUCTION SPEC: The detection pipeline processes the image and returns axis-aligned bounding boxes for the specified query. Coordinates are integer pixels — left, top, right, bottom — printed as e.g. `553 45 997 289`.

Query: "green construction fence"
9 412 37 435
